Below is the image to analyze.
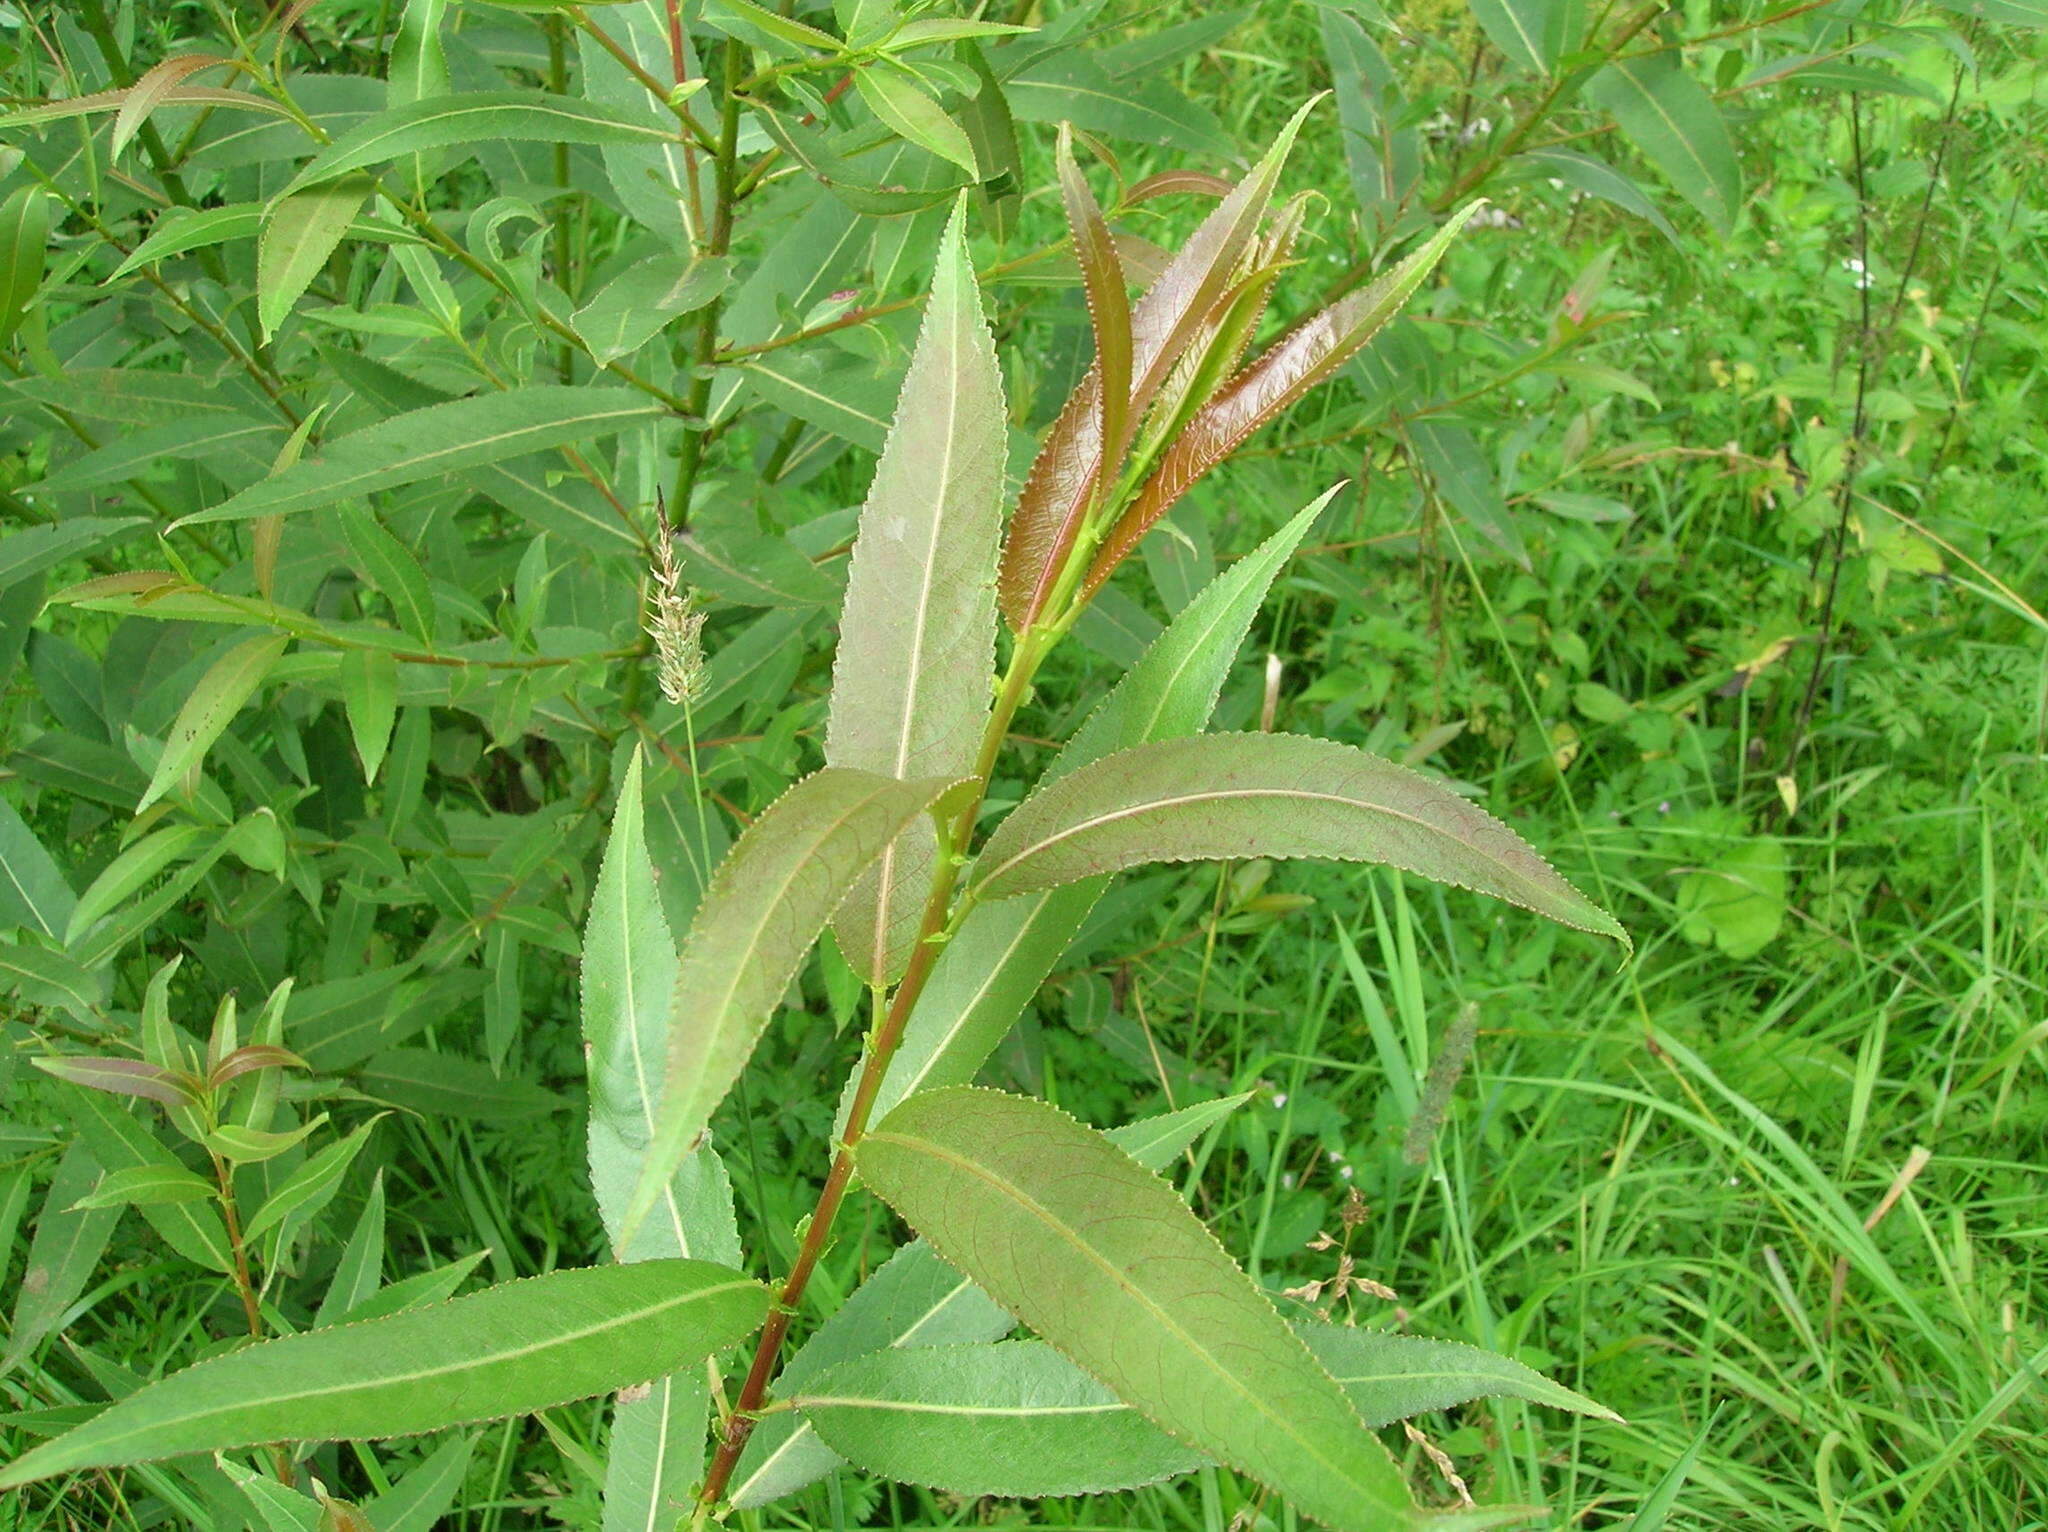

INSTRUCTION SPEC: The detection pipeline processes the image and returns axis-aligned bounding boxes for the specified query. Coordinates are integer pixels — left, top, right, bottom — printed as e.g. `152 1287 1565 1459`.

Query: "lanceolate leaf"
257 176 372 339
1081 205 1483 604
731 1098 1245 1507
280 91 679 196
853 67 979 178
856 1087 1426 1531
972 732 1625 944
172 388 664 527
826 201 1005 986
866 491 1334 1122
2 1147 119 1374
138 632 289 812
1468 0 1576 75
0 1260 768 1487
795 1326 1615 1500
797 1340 1201 1496
623 769 960 1244
996 101 1315 632
1057 125 1132 476
1584 55 1742 236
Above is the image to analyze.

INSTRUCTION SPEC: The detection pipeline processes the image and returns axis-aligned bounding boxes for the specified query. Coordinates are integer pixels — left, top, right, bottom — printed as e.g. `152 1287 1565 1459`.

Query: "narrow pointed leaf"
624 769 960 1243
856 1087 1424 1531
972 732 1623 944
1583 55 1741 236
730 1097 1243 1507
853 68 979 178
798 1340 1203 1496
1058 124 1132 474
0 185 51 345
997 101 1314 632
31 1054 195 1107
1082 204 1482 602
70 1164 215 1210
869 492 1332 1124
138 633 288 812
258 177 372 339
796 1324 1614 1500
0 1260 768 1487
825 202 1005 986
3 1147 118 1373
341 647 398 784
280 92 679 196
172 388 664 527
67 1088 233 1273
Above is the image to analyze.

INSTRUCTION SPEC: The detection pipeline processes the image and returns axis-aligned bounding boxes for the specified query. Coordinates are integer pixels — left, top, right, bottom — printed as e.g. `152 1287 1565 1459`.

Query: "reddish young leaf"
208 1044 310 1090
996 101 1317 633
31 1054 201 1108
1058 124 1132 494
1080 201 1484 605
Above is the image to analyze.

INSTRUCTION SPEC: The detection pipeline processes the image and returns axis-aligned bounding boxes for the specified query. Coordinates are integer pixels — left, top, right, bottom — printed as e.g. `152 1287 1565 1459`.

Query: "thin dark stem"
669 39 746 529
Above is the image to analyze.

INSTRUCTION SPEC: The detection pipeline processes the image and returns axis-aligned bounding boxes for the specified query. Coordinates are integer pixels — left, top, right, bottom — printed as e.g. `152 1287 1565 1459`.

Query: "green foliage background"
2 0 2045 1525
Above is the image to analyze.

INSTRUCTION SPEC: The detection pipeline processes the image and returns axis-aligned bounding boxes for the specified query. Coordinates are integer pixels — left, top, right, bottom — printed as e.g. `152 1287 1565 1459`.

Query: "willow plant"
1 115 1625 1529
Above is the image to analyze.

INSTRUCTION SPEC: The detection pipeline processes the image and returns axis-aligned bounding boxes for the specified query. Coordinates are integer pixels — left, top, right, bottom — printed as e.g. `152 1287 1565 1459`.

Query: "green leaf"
0 795 75 939
797 1339 1203 1496
972 732 1624 945
258 177 372 340
172 387 665 527
0 1260 769 1486
363 1433 475 1532
1005 54 1233 157
1084 204 1484 604
584 748 746 1266
1298 1324 1619 1429
108 203 422 280
70 1163 215 1211
314 1172 385 1326
870 494 1331 1123
1468 0 1579 75
138 632 289 812
751 104 969 216
3 1146 119 1373
853 66 978 177
0 185 51 345
826 200 1006 985
576 7 709 249
241 1118 377 1245
340 647 398 784
1677 837 1787 960
1584 54 1742 236
337 506 437 644
68 1090 233 1273
34 417 283 495
623 768 961 1243
0 518 151 591
729 1096 1239 1507
573 254 729 365
280 91 679 196
358 1048 563 1121
1510 148 1680 245
856 1088 1427 1531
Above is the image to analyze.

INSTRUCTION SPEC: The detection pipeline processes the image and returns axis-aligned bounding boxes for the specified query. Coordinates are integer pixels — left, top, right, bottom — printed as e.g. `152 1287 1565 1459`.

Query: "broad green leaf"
1408 419 1528 567
138 633 289 812
1677 837 1787 960
0 1260 769 1486
2 1146 119 1373
1299 1325 1619 1429
796 1326 1615 1499
337 505 437 644
584 749 746 1265
998 101 1314 632
0 185 50 344
242 1118 377 1245
172 387 664 527
34 417 283 494
314 1171 385 1326
280 91 679 196
679 529 835 610
1083 205 1483 603
573 254 730 365
623 768 960 1244
1510 148 1680 246
0 518 151 590
0 795 75 939
740 352 895 453
1584 55 1742 236
70 1163 215 1210
853 67 978 177
797 1339 1202 1496
358 1049 563 1121
340 647 398 784
65 825 209 943
1468 0 1579 75
870 493 1332 1122
753 104 969 216
68 1090 233 1273
576 7 710 249
111 54 238 159
1319 12 1421 225
364 1433 475 1532
972 732 1624 944
258 177 372 339
856 1088 1431 1531
731 1097 1242 1507
1005 54 1234 157
108 204 421 280
826 201 1006 985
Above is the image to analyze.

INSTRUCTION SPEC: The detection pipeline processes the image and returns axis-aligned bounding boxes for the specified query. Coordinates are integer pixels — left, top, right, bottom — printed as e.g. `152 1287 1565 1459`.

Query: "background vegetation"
1 0 2044 1526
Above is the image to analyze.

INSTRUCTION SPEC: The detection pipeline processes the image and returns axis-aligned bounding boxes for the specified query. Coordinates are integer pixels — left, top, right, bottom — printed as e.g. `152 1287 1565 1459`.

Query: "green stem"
669 38 746 529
